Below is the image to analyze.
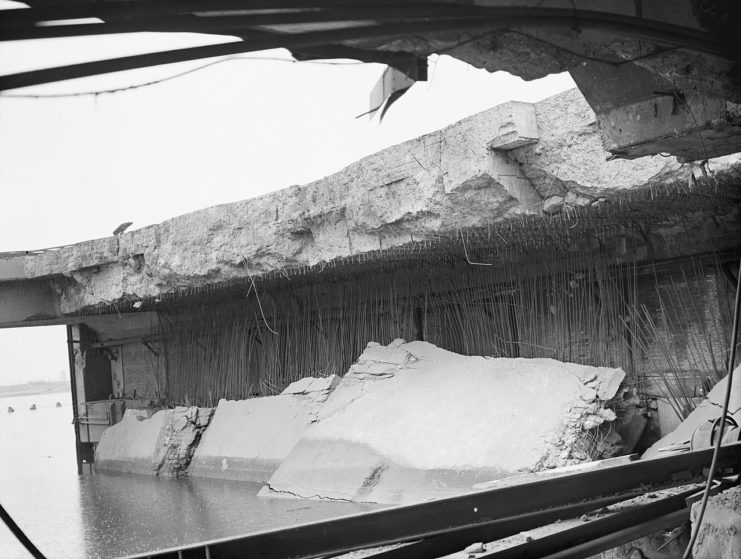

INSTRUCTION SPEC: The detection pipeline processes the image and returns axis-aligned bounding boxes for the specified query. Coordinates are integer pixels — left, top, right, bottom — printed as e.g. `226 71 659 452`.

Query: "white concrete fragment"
95 407 212 476
486 101 539 151
357 345 412 365
189 388 335 482
94 410 167 475
282 375 340 395
261 341 626 504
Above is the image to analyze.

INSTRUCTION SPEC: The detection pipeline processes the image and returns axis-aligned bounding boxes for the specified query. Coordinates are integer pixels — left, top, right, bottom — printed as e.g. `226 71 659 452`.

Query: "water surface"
0 392 380 558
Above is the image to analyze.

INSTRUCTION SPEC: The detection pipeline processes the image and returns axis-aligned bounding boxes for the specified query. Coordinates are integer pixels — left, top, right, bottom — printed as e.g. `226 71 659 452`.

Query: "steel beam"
124 443 741 559
360 492 649 559
478 488 697 558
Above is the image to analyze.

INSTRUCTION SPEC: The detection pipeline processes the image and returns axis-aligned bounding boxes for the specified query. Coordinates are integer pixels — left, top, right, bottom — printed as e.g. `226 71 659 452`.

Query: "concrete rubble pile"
95 341 629 504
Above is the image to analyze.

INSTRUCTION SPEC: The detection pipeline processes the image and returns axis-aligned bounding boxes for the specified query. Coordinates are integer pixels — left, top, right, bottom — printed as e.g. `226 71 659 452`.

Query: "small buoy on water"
7 406 14 413
56 402 62 408
29 404 37 410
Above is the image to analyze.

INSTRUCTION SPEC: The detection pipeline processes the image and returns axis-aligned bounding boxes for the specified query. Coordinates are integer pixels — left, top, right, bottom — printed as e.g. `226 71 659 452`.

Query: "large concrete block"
261 341 626 504
486 101 539 151
94 409 167 475
189 377 337 482
95 407 212 476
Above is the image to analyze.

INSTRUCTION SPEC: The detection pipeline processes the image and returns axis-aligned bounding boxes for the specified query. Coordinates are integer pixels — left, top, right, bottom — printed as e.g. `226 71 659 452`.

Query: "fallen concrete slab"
642 367 741 460
94 409 164 475
260 340 626 504
188 375 339 482
95 406 212 476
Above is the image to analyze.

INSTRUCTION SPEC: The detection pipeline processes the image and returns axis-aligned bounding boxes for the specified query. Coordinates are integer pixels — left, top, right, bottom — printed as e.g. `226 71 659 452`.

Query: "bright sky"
0 3 576 385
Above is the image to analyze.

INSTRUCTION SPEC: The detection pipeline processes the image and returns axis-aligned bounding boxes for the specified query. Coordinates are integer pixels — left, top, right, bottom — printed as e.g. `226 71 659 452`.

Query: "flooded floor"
0 392 380 558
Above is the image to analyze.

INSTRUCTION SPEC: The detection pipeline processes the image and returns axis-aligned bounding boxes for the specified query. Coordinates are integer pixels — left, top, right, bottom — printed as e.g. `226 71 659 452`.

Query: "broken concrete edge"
260 341 630 504
2 88 739 316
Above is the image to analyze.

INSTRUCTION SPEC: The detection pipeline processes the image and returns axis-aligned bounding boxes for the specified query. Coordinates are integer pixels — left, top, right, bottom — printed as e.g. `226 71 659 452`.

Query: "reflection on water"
1 392 380 559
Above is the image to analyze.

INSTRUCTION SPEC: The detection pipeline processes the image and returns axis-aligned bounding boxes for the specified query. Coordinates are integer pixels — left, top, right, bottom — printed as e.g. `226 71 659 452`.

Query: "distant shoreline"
0 380 69 399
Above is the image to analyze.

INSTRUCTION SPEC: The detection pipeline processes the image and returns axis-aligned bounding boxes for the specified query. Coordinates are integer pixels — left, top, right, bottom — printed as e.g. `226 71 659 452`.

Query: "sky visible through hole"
0 3 575 384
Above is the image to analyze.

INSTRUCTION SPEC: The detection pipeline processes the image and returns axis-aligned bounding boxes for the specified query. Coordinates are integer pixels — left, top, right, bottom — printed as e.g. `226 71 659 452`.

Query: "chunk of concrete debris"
189 378 340 482
95 406 212 476
281 374 340 397
542 195 564 214
261 341 626 504
642 367 741 460
691 486 741 559
463 541 486 555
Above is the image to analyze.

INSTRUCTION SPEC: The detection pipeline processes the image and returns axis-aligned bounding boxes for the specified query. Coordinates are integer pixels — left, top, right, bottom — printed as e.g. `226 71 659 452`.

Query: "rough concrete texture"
260 340 625 504
188 375 339 482
642 366 741 459
691 486 741 559
154 406 213 477
7 88 740 315
95 406 212 476
352 2 739 104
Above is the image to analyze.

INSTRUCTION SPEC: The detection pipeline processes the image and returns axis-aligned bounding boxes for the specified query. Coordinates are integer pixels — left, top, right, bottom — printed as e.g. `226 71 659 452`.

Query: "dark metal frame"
66 324 83 476
123 442 741 559
0 4 727 91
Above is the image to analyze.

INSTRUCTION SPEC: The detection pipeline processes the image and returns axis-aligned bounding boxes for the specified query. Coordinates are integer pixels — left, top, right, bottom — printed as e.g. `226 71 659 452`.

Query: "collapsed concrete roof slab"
259 340 626 504
0 88 739 321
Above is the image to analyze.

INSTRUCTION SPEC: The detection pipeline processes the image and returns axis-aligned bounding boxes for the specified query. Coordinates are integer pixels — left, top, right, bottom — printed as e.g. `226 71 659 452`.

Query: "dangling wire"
248 275 278 335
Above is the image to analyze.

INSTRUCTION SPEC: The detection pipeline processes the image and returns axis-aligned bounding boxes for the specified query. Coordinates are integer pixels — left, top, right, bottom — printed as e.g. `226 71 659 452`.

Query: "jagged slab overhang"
0 88 740 321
